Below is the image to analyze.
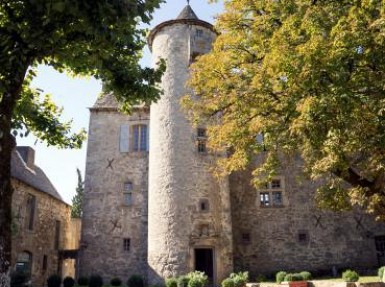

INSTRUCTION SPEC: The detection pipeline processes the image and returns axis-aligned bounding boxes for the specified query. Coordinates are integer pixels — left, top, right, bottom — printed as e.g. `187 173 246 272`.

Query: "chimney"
16 146 35 168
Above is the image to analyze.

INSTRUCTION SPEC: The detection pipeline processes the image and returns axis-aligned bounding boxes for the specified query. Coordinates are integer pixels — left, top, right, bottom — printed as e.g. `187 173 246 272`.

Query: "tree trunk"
0 61 30 287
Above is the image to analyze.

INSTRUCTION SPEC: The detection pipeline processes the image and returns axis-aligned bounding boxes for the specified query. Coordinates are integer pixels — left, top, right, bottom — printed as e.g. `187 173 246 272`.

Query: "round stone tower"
148 5 234 285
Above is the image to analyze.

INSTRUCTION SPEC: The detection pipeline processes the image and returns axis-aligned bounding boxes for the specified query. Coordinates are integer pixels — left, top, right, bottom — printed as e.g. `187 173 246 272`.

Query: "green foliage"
186 0 385 220
63 276 75 287
77 276 89 286
342 270 359 282
89 275 103 287
284 274 303 282
110 277 122 287
177 276 190 287
10 271 28 287
127 274 144 287
299 272 312 281
186 271 208 287
47 274 62 287
276 271 287 284
165 278 178 287
71 168 84 218
221 278 235 287
378 266 385 279
230 272 248 287
255 274 266 283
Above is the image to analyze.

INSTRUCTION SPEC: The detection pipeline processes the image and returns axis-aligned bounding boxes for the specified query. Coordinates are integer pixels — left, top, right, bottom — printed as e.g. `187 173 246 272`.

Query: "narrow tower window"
123 238 131 251
25 194 36 230
124 182 133 206
197 128 207 153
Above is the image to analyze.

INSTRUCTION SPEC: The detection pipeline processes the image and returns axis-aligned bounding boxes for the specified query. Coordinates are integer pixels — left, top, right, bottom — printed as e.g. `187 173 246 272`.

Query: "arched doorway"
15 251 32 277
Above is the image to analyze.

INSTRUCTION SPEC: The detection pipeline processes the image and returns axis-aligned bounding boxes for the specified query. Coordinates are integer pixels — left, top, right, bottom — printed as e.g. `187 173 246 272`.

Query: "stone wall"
80 107 149 281
11 179 71 286
230 155 385 278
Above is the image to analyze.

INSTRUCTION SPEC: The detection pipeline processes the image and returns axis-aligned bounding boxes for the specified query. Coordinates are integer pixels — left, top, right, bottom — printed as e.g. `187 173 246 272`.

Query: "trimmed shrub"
89 275 103 287
78 276 89 286
127 274 144 287
379 266 385 280
187 271 208 287
110 277 122 286
299 272 312 281
342 270 359 282
221 278 235 287
284 273 303 282
276 271 287 284
63 276 75 287
255 274 266 283
47 275 62 287
230 272 248 287
177 276 190 287
10 271 28 287
165 278 178 287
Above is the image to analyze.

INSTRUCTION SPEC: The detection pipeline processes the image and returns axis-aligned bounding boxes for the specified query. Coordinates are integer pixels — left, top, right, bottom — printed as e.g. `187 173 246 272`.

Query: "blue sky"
17 0 224 204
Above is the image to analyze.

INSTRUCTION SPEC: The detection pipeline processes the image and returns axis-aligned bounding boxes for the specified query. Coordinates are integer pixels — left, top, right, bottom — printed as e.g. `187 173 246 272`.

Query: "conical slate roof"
177 5 198 20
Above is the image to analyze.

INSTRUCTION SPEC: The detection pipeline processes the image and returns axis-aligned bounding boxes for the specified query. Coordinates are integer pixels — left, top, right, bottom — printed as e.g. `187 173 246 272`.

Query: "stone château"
79 5 385 285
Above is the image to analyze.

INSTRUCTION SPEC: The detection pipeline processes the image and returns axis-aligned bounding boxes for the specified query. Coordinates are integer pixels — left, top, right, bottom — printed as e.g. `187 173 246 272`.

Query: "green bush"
230 272 248 287
89 275 103 287
221 278 235 287
187 271 208 287
10 271 28 287
127 274 144 287
177 276 190 287
299 271 312 281
378 266 385 280
165 278 178 287
78 276 89 286
47 275 62 287
284 273 303 282
255 274 266 283
63 276 75 287
110 277 122 286
342 270 359 282
275 271 287 284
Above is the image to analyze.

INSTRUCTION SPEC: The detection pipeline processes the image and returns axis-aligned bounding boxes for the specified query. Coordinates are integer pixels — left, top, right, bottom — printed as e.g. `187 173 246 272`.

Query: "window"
241 232 251 244
42 255 47 273
260 192 270 207
25 194 36 230
298 231 309 244
132 124 148 152
196 29 203 37
123 238 130 251
124 182 133 206
197 128 207 153
54 220 61 250
199 199 209 212
259 178 285 207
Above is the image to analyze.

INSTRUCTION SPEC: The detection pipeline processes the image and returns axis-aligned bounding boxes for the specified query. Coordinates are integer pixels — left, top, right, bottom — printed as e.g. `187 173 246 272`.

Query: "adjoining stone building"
11 146 80 286
79 4 385 286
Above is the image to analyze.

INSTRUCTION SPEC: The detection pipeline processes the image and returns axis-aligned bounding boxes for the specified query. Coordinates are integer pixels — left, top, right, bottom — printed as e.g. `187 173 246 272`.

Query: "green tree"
0 0 165 280
185 0 385 219
71 168 84 218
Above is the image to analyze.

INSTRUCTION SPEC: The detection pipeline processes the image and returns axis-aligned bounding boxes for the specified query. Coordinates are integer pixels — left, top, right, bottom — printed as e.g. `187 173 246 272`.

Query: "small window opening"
197 128 207 153
123 238 131 251
241 232 251 244
199 199 210 212
271 179 281 189
42 255 47 272
298 231 309 244
260 192 270 207
196 29 203 37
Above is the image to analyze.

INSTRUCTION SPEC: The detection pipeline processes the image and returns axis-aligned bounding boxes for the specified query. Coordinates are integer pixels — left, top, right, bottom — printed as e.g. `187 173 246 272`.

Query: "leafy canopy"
185 0 385 219
0 0 165 147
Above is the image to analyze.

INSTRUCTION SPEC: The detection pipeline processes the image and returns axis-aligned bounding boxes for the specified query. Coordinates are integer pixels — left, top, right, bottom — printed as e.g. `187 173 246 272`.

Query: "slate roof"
176 5 198 20
11 148 66 204
92 92 119 109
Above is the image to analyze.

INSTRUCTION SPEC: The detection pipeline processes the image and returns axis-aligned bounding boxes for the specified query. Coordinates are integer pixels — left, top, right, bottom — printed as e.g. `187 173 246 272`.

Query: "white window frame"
258 177 285 207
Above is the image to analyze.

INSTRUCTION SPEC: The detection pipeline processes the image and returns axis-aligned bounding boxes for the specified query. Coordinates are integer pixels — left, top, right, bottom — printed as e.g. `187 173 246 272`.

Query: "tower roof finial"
187 0 190 4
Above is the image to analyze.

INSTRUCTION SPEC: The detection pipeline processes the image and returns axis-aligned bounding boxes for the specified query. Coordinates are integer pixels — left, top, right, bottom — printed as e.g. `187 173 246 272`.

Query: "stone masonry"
79 4 385 286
